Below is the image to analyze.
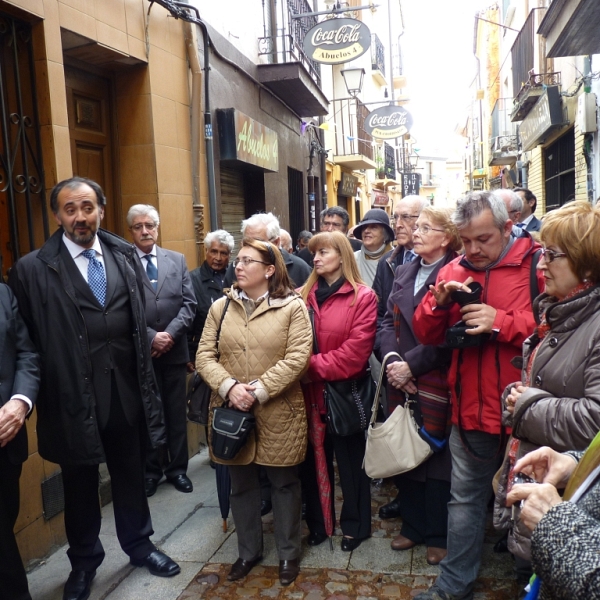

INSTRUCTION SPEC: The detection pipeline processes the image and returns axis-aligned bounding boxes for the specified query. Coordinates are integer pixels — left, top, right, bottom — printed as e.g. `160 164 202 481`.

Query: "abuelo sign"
217 108 278 172
303 18 371 65
364 105 413 140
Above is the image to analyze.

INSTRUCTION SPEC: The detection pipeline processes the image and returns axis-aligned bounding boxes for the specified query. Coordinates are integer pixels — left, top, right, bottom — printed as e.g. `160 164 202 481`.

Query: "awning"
538 0 600 58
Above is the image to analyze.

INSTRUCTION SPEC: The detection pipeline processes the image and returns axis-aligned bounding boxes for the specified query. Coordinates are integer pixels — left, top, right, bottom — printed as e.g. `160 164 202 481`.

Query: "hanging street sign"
364 105 414 140
401 172 421 197
303 17 371 65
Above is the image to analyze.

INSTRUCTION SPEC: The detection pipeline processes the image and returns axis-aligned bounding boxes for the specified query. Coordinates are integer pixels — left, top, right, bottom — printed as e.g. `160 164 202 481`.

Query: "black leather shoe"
279 558 300 586
167 474 193 493
378 497 402 519
130 550 181 577
341 537 363 552
307 531 328 547
63 569 96 600
227 556 262 581
145 478 158 497
260 499 272 516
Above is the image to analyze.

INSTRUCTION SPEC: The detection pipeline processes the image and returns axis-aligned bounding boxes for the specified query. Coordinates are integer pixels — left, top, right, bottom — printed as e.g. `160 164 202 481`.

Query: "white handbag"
363 352 433 479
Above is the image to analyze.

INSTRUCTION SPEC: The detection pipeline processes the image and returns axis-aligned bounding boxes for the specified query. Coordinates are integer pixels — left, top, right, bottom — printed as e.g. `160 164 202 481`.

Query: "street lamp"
341 67 365 97
408 153 419 170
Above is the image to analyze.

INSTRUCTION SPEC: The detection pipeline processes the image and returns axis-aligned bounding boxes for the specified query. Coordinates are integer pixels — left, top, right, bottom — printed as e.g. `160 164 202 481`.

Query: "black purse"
211 404 256 460
324 375 374 436
308 309 374 436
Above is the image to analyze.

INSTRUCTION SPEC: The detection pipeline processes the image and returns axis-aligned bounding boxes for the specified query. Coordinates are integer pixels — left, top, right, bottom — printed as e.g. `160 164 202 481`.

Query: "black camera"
445 282 490 349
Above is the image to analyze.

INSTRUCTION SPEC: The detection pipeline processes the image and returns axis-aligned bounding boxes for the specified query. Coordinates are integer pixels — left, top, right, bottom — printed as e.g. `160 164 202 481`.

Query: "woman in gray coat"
495 201 600 565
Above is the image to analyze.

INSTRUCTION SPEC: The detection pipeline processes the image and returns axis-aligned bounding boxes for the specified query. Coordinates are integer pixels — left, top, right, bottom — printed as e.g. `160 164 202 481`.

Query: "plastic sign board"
303 18 371 65
364 105 414 140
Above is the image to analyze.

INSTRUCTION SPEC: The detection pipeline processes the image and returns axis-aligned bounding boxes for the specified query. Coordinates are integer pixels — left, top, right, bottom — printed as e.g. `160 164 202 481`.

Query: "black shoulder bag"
308 308 374 436
210 298 256 460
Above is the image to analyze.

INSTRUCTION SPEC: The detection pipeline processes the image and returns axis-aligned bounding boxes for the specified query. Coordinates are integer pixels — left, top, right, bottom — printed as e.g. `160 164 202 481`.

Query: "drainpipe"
178 1 218 235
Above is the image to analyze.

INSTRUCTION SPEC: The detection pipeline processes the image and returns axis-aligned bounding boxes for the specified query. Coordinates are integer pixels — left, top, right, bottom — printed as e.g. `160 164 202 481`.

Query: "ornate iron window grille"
371 33 385 77
0 13 48 270
259 0 321 87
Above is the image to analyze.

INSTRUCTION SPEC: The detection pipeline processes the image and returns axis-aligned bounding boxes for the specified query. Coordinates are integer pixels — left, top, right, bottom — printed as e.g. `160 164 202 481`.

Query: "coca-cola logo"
364 105 413 140
304 18 370 65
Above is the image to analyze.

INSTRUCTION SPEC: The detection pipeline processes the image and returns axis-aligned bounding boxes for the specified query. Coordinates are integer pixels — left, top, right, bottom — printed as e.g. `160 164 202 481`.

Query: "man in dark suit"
0 285 39 600
127 205 196 497
514 187 542 232
9 177 180 600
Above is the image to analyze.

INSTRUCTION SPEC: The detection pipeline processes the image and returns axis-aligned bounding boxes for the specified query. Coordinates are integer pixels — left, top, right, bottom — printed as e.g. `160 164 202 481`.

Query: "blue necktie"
144 255 158 290
82 249 106 305
404 251 416 264
517 222 526 229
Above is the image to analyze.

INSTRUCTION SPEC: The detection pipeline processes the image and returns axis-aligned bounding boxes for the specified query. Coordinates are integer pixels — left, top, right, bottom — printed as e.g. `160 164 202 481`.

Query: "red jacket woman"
301 231 377 551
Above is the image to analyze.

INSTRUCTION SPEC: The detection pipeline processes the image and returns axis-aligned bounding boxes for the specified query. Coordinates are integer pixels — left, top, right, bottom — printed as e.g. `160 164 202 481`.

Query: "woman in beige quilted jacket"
196 239 311 587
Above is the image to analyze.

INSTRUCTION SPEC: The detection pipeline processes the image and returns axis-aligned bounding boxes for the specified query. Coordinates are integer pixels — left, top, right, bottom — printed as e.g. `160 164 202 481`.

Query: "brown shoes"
279 558 300 586
426 547 447 565
227 556 262 581
391 533 417 551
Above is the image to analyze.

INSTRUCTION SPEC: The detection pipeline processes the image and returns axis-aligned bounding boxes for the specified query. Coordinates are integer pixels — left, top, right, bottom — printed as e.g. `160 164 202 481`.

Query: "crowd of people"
2 177 600 600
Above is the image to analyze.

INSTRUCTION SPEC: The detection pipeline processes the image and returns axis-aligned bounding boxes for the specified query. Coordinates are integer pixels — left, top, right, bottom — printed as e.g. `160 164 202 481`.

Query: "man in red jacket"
412 191 544 600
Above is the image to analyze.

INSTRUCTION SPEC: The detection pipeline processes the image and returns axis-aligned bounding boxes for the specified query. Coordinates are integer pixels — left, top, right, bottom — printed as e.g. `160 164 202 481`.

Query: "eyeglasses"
540 248 567 263
131 223 157 232
391 214 420 225
413 224 445 235
233 257 270 268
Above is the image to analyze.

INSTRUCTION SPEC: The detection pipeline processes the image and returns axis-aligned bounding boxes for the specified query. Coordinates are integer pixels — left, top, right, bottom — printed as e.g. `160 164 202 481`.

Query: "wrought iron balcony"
490 98 520 165
332 99 376 171
511 72 561 122
257 0 328 117
371 34 386 86
489 135 519 166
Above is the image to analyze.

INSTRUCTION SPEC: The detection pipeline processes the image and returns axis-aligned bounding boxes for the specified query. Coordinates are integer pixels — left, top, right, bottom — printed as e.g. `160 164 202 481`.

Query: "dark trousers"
398 476 451 548
146 362 188 480
0 449 31 600
302 430 371 540
62 384 155 572
229 463 301 561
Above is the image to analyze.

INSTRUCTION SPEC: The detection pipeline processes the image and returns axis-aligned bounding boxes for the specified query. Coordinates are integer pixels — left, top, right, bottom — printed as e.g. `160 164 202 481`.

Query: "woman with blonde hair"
380 206 462 565
300 231 378 551
197 239 312 586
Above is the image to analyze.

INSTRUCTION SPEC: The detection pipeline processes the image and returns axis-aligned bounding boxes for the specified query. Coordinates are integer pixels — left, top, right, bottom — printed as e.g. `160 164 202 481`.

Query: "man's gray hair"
396 194 428 211
495 189 523 213
241 212 280 241
452 191 509 231
320 206 350 228
127 204 160 227
298 230 313 242
205 229 234 252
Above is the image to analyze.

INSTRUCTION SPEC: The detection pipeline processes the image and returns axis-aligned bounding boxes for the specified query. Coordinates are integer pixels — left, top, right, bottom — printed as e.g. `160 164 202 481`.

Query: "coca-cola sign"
364 105 414 140
303 18 371 65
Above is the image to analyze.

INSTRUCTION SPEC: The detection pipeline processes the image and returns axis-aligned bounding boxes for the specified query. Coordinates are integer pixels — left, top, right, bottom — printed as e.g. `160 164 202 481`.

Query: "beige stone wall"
1 0 205 564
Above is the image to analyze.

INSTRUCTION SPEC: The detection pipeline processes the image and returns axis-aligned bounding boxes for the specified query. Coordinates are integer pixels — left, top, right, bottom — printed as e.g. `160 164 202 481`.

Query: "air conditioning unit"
577 93 598 134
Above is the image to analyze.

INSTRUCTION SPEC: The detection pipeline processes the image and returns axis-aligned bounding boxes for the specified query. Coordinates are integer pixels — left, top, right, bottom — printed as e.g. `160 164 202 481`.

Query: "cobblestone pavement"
178 477 519 600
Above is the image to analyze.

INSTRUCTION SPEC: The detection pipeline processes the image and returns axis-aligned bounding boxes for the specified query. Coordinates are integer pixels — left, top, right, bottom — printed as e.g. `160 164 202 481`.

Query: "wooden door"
65 66 121 235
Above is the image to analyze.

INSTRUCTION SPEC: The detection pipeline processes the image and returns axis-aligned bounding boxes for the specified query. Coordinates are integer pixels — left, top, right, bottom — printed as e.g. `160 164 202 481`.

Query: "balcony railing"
514 71 561 107
371 34 385 77
383 142 395 178
331 99 374 160
259 0 321 87
490 98 519 165
511 8 546 101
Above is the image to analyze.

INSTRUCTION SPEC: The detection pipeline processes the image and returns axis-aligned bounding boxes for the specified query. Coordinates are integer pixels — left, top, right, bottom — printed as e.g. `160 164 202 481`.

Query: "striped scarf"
388 302 451 438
